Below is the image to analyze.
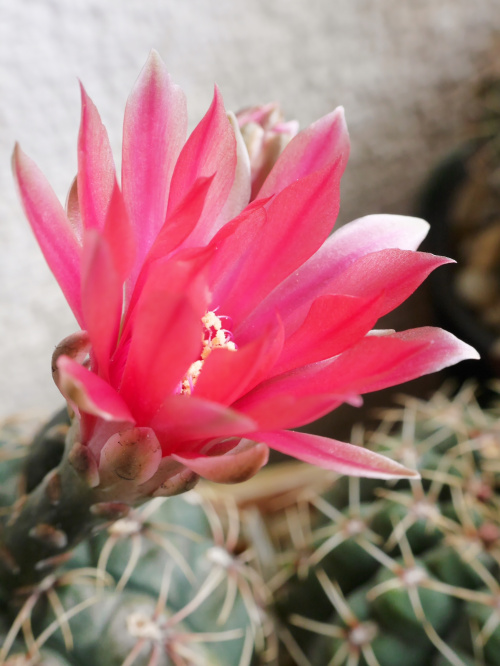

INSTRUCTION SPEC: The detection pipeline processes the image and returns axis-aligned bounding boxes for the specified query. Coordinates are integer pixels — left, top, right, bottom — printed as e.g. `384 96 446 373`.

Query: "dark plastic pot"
418 143 500 382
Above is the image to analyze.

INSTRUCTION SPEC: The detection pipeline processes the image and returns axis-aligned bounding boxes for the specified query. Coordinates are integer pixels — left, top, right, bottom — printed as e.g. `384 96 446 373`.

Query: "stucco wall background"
0 0 499 419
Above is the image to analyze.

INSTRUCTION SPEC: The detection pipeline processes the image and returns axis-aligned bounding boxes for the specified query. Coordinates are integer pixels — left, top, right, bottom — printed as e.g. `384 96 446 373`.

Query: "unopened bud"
236 103 299 198
51 331 90 386
98 427 162 497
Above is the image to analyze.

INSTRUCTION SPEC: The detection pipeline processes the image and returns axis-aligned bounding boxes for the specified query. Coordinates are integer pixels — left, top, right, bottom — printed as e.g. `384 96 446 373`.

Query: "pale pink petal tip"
173 441 269 484
334 214 431 254
464 340 480 361
145 48 163 68
253 430 419 480
437 330 480 365
12 145 83 324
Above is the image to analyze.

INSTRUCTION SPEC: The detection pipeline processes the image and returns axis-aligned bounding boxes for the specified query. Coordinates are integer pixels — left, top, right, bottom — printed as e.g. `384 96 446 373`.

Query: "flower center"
180 311 236 395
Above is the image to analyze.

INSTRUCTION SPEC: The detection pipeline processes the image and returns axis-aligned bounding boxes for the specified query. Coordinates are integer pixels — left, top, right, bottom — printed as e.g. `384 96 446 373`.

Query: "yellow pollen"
202 311 222 331
181 311 236 395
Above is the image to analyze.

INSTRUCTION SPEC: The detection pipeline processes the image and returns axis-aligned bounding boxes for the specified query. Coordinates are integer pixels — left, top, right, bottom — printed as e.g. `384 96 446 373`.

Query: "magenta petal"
126 178 213 329
213 161 345 324
173 441 269 484
57 355 135 423
274 293 382 375
193 317 284 405
137 176 214 280
257 106 349 199
102 183 136 283
252 430 417 479
122 50 188 270
77 84 116 231
121 244 214 350
81 230 122 380
151 395 256 448
12 145 83 325
168 86 236 245
119 257 209 422
242 328 479 415
323 249 452 320
208 203 267 313
234 393 350 431
257 248 451 338
241 214 433 340
317 328 479 395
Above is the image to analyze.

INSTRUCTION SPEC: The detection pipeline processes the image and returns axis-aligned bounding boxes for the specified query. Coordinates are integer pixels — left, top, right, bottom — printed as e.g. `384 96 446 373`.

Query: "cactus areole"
4 51 477 589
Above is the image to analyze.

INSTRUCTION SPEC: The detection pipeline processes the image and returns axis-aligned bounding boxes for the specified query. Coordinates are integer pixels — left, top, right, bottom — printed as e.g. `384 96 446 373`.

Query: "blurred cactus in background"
1 382 500 665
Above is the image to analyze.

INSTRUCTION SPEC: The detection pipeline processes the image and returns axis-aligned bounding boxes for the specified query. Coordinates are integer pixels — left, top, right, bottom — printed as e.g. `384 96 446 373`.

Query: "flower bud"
236 103 299 198
97 427 162 501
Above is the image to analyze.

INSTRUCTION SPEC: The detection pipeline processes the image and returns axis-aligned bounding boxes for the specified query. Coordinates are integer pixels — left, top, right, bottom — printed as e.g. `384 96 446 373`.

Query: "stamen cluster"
181 312 236 395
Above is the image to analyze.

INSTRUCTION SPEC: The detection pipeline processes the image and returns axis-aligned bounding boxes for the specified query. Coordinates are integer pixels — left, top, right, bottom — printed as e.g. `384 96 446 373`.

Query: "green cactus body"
249 385 500 665
2 384 500 665
28 494 257 666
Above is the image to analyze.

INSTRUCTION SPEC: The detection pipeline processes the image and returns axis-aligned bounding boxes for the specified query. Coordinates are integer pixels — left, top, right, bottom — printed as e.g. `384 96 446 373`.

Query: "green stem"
22 408 69 493
0 425 129 598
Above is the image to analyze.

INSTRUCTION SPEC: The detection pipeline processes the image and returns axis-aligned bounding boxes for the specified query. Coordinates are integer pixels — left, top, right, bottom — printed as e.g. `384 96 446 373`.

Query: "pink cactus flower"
13 51 478 495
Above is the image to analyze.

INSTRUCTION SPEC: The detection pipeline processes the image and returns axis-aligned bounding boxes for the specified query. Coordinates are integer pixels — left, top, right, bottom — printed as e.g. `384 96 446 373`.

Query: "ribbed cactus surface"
1 383 500 665
254 383 500 666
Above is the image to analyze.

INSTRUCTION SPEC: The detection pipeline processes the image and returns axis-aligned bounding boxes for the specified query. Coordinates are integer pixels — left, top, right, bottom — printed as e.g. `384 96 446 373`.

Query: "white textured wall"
0 0 499 417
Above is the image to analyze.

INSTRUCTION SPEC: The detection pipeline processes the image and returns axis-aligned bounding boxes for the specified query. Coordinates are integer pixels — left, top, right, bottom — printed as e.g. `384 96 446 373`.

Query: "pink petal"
273 293 383 375
133 175 214 299
57 355 135 423
207 203 267 309
322 249 452 321
102 182 136 283
151 395 256 450
234 393 351 431
238 329 479 421
251 430 417 479
122 50 188 272
173 441 269 484
81 230 122 380
119 256 210 422
193 317 284 405
241 214 432 340
124 176 213 335
167 86 236 246
212 160 345 324
121 244 214 350
241 247 450 350
316 328 480 396
257 106 349 199
77 84 116 231
12 145 83 325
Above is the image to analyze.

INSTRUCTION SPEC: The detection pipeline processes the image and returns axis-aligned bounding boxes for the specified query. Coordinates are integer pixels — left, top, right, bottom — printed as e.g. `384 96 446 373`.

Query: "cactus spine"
2 383 500 665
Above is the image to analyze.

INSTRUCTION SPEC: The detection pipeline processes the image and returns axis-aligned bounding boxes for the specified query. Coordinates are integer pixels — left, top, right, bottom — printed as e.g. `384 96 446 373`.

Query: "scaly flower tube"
13 51 478 499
